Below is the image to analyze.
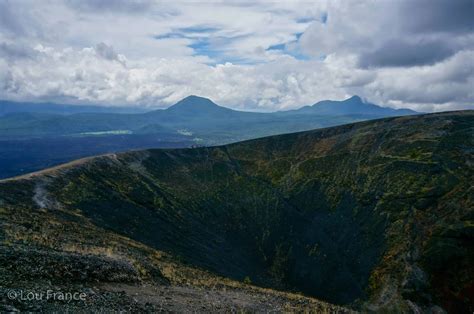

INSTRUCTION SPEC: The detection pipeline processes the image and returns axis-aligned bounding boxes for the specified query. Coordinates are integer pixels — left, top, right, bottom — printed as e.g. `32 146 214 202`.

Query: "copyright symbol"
7 289 17 300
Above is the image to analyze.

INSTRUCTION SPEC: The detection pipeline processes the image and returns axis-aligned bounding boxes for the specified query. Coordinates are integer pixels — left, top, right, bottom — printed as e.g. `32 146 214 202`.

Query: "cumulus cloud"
365 50 474 111
299 0 474 67
0 44 358 110
0 0 472 112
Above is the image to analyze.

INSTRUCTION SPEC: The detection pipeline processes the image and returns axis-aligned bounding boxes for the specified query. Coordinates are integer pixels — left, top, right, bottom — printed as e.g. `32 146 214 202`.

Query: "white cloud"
0 0 472 112
365 50 474 112
0 43 359 110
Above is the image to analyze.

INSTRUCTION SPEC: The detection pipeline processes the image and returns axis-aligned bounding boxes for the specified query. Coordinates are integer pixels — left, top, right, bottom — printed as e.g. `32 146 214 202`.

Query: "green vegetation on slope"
0 111 472 312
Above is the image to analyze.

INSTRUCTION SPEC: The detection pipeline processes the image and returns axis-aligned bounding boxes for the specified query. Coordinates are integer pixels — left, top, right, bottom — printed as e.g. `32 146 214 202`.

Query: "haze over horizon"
1 0 473 112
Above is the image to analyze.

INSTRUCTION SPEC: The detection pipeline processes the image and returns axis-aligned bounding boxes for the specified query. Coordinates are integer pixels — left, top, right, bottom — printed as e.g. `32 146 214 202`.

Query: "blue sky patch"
177 26 220 33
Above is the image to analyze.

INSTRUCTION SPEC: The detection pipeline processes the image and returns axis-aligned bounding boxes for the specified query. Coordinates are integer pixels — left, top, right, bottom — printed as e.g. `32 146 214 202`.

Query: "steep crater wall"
2 112 472 311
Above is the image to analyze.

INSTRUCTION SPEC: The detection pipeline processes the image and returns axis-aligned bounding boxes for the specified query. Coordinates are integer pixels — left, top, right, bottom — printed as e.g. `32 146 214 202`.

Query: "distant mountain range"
0 95 418 141
1 95 417 117
0 95 419 178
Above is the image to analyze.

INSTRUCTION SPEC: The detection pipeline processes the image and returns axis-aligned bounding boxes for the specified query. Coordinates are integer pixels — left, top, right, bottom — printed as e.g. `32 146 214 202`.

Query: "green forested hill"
1 111 472 312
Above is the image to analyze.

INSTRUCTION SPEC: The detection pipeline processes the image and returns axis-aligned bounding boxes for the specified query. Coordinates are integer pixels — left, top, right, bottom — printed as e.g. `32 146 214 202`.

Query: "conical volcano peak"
165 95 234 116
180 95 215 103
346 95 363 102
169 95 218 109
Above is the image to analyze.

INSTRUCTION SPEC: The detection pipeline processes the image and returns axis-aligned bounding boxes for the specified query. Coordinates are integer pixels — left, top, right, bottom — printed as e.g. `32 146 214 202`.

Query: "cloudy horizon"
1 0 473 112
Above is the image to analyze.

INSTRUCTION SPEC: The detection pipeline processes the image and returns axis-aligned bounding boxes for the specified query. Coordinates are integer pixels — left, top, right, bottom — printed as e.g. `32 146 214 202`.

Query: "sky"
0 0 473 112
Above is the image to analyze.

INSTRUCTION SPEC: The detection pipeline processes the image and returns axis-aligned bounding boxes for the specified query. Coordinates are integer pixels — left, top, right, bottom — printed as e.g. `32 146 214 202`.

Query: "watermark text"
6 289 87 303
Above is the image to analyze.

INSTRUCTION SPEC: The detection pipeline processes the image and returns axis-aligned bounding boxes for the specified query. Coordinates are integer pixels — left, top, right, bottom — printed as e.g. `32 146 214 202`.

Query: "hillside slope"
0 111 472 312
